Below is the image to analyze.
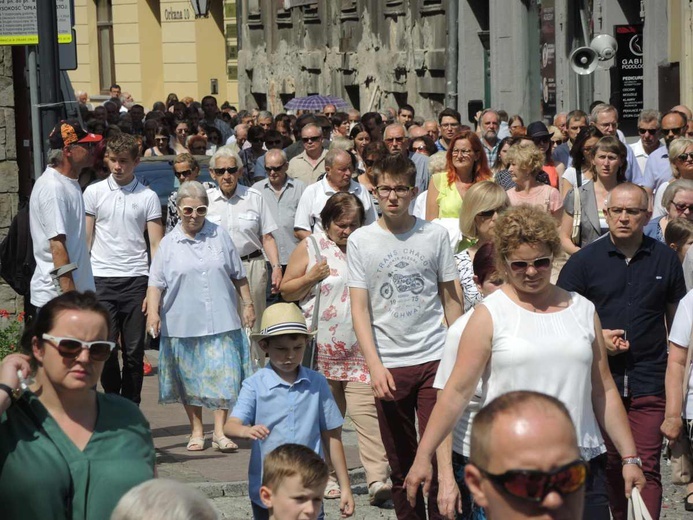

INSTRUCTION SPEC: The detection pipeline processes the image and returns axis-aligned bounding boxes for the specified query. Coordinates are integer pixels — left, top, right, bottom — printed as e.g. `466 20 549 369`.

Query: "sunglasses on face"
677 152 693 162
176 129 189 134
212 167 238 175
266 164 286 173
179 205 208 217
176 169 194 177
302 136 321 143
42 334 116 362
477 459 588 503
664 127 684 135
155 137 168 142
638 128 658 135
477 207 506 219
672 201 693 213
506 255 553 272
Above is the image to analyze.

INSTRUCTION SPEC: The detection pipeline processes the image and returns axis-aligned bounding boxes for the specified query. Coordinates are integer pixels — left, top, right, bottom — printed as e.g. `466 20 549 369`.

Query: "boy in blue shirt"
224 303 355 519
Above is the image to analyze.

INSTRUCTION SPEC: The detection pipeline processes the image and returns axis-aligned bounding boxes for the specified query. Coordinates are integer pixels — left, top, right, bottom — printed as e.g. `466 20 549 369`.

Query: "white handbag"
627 488 653 520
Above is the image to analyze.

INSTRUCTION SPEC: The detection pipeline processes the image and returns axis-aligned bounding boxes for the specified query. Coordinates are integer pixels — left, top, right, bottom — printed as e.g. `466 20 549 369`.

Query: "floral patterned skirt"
158 329 253 410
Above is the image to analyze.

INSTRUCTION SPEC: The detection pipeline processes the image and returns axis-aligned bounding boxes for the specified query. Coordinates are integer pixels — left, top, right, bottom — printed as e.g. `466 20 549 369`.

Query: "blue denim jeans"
451 451 486 520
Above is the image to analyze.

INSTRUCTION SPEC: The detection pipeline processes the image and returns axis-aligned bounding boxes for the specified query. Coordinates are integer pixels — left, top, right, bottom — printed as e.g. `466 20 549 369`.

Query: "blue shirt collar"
172 219 217 242
264 363 311 389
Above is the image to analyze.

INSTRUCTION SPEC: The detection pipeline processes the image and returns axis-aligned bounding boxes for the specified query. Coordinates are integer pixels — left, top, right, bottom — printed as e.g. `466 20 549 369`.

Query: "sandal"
186 436 206 451
212 434 239 453
685 492 693 512
323 477 341 499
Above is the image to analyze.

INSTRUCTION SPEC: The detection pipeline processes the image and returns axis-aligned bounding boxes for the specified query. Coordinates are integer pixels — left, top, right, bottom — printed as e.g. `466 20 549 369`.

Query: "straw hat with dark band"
250 303 317 341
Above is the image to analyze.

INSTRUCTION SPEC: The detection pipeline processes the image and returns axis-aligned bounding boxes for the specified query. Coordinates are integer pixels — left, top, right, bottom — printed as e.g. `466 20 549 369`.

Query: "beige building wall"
69 0 238 108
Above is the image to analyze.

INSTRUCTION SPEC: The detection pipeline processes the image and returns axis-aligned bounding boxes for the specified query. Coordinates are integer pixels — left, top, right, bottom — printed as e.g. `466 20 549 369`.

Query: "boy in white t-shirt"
347 154 463 518
84 133 164 405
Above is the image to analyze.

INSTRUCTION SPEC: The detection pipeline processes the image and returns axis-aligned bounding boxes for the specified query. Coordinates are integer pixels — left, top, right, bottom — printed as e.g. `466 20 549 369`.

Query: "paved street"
141 350 692 519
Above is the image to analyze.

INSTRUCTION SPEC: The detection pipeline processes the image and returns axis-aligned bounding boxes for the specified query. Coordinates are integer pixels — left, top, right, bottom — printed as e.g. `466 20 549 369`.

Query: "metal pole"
27 47 43 180
37 0 62 164
445 0 459 110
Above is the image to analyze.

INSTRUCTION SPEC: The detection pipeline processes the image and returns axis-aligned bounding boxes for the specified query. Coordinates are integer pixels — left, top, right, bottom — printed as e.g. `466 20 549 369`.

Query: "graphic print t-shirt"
347 219 458 368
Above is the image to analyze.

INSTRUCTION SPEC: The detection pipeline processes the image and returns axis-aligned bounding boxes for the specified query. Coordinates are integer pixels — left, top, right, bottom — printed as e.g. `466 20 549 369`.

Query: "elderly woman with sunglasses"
644 179 693 243
147 180 255 453
652 138 693 218
405 205 644 520
166 153 216 233
454 181 510 312
0 291 155 519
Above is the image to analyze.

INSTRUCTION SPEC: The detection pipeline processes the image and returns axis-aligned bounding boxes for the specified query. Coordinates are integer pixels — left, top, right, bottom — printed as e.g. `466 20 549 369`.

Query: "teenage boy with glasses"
347 154 463 519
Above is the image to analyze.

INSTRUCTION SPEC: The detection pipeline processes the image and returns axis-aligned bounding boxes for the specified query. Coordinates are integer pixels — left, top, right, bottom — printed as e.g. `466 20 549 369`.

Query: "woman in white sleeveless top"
405 205 645 519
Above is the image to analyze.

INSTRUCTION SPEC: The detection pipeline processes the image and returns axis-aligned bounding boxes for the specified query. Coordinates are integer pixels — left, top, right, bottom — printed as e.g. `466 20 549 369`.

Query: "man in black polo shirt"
557 182 686 520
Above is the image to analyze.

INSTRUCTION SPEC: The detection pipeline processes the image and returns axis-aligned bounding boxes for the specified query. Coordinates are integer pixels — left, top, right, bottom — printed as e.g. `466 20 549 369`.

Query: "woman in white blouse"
147 181 255 454
405 205 645 519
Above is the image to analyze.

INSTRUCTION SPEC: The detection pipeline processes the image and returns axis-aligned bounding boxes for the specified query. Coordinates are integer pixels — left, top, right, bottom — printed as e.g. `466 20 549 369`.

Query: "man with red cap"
29 120 103 309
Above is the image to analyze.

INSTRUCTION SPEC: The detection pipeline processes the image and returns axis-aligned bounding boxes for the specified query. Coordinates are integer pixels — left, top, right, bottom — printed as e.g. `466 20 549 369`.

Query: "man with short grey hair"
383 123 429 192
479 109 500 164
630 109 662 174
256 110 274 132
553 112 568 143
252 149 306 270
293 149 376 240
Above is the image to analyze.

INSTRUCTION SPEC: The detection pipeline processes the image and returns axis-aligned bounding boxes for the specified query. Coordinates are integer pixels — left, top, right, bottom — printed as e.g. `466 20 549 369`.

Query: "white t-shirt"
562 167 592 188
29 167 95 307
652 181 668 219
668 289 693 418
433 309 486 456
482 289 605 459
293 177 377 233
347 219 458 368
84 175 161 277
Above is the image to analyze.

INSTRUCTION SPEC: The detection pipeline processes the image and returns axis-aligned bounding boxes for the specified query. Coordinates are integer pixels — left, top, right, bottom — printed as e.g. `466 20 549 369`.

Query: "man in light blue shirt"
643 111 688 198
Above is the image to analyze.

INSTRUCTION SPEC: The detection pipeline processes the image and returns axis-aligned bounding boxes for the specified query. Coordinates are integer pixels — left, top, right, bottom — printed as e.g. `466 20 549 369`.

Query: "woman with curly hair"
425 130 492 221
506 141 563 221
405 205 645 519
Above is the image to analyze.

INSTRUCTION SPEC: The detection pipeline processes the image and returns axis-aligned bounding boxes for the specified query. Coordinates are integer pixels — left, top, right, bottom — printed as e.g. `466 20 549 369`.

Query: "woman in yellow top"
425 130 492 221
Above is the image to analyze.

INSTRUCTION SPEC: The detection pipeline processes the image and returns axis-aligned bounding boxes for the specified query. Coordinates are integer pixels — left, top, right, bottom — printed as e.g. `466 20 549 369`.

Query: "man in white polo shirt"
84 133 163 405
30 120 102 309
206 147 282 363
293 149 377 239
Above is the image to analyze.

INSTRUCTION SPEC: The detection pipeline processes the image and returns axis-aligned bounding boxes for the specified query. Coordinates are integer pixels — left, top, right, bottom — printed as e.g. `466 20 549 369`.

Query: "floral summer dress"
299 231 370 383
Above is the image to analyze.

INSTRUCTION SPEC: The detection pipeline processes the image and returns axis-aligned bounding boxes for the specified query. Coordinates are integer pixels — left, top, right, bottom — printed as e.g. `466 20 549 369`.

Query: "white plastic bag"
627 488 652 520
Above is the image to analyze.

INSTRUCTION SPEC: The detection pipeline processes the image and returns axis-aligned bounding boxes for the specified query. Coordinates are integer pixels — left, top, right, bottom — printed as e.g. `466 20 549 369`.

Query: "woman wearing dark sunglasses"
0 291 155 519
405 205 645 519
644 179 693 243
651 138 693 218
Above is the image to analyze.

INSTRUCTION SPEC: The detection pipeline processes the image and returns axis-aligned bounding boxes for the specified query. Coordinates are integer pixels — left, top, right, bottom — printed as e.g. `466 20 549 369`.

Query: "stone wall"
0 46 21 315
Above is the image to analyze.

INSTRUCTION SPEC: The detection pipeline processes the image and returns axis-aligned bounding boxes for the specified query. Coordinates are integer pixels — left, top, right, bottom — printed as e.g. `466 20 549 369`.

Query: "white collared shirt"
84 175 161 277
206 184 278 257
629 139 662 176
294 176 377 233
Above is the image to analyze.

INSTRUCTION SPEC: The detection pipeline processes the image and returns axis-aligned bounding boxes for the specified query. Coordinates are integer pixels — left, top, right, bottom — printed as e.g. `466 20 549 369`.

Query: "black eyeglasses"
364 159 376 167
175 169 194 177
476 459 588 503
266 164 286 173
672 202 693 213
42 334 116 362
506 255 553 272
664 127 685 135
638 128 658 135
677 153 693 162
374 185 413 198
212 167 238 175
179 205 208 217
265 140 283 146
302 136 321 143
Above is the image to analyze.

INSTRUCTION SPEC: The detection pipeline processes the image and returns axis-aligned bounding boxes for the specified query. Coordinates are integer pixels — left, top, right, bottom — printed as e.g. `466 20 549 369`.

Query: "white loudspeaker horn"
590 34 618 61
569 47 598 75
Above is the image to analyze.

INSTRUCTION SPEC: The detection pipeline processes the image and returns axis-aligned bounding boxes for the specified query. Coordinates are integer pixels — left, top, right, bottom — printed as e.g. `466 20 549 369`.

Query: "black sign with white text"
615 24 644 120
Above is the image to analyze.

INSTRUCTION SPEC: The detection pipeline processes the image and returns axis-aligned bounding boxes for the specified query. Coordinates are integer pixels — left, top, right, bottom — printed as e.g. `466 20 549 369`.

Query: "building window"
96 0 115 94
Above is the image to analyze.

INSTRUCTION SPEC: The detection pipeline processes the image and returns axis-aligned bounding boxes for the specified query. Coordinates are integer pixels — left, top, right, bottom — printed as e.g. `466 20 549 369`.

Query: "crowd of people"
2 84 693 520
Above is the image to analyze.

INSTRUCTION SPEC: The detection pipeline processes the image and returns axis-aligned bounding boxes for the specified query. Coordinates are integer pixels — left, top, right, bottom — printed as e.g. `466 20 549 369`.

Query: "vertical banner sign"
540 0 556 118
0 0 73 45
614 24 644 120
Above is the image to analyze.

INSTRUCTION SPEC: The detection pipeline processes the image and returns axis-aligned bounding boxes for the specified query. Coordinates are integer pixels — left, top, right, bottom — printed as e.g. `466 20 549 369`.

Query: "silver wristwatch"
621 457 642 467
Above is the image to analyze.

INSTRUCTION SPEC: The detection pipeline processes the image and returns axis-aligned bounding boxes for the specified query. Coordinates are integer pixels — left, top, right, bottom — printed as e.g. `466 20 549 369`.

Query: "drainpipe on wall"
445 0 459 110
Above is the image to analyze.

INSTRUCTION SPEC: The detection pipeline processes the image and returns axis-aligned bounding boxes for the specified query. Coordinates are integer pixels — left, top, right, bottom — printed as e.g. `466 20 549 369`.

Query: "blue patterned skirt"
158 329 253 409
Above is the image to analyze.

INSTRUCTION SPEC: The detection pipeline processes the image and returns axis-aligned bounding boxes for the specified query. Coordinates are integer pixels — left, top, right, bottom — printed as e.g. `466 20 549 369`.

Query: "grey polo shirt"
252 177 307 265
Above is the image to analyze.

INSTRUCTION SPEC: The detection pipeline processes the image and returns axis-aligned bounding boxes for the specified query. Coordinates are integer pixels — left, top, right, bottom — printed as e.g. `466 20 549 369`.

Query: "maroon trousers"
602 394 665 520
374 360 444 520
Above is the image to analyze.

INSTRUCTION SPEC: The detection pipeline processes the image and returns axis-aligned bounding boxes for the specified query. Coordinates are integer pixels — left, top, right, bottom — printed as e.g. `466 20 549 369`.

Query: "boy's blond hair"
262 443 329 491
